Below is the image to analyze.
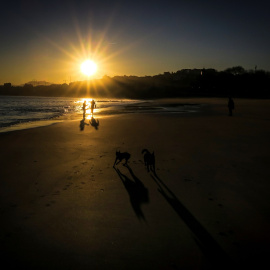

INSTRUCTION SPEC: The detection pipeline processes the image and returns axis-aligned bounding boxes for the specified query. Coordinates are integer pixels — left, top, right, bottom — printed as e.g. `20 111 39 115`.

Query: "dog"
142 149 155 172
113 151 131 167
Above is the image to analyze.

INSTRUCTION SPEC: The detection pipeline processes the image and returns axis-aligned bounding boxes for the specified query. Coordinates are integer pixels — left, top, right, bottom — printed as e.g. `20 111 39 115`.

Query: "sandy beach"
1 98 270 269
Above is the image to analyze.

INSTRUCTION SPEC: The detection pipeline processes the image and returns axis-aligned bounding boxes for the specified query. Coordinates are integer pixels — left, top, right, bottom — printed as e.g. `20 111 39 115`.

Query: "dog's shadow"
151 172 233 269
114 165 149 221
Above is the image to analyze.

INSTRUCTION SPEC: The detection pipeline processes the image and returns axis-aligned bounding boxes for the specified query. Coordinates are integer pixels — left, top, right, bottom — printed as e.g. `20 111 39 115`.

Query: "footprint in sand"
208 197 224 208
218 230 234 237
5 232 12 238
24 212 35 219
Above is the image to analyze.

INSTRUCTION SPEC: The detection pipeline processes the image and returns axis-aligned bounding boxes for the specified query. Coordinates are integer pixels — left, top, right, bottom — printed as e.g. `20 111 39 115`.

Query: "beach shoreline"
1 98 270 269
1 96 269 134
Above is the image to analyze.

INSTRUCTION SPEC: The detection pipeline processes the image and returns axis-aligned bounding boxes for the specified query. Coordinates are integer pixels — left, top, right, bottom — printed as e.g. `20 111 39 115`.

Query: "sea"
0 96 201 133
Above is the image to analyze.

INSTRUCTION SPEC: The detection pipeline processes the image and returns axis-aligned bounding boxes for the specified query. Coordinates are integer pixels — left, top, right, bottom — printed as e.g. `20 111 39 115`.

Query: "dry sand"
0 98 270 269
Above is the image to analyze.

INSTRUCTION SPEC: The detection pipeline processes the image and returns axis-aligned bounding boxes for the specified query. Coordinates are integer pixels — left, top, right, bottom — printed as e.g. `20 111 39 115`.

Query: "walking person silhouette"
90 99 96 115
228 97 234 116
82 100 88 118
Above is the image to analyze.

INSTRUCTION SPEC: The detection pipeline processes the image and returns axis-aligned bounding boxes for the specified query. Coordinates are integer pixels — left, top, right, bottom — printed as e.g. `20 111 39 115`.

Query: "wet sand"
0 98 270 269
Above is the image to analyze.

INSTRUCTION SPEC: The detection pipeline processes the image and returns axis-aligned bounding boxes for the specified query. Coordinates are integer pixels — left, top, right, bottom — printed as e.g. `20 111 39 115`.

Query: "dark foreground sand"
0 98 270 269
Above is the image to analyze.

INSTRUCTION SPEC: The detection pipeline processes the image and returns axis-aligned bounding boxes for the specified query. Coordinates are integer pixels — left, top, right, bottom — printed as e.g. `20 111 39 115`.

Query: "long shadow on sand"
114 165 149 221
89 116 99 130
151 172 234 269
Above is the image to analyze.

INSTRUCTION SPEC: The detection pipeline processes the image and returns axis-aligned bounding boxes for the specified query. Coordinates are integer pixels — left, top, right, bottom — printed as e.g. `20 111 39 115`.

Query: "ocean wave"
0 96 201 131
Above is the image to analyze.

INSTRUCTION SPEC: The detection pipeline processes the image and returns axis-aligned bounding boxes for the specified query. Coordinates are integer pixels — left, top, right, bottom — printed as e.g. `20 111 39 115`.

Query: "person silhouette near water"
82 100 88 118
90 99 96 115
228 97 234 116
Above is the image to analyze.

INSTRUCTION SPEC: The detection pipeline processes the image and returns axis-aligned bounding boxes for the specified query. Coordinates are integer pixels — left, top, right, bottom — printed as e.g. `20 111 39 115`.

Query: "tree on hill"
224 66 246 75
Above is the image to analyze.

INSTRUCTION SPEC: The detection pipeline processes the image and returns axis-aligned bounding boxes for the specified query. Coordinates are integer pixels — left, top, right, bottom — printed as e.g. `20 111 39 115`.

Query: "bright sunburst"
80 60 97 76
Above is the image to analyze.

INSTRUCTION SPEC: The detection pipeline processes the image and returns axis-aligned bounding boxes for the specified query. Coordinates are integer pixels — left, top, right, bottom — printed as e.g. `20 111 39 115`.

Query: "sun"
80 60 97 76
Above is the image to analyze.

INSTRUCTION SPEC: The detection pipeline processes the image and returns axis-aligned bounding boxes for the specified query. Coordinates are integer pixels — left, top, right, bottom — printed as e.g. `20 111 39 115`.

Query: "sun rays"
35 9 148 98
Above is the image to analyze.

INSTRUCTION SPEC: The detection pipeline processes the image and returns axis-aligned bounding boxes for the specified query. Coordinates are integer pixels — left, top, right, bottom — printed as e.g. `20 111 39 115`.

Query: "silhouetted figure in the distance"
82 100 88 118
228 97 234 116
113 151 130 167
142 149 155 172
89 117 99 130
79 118 89 131
90 99 96 115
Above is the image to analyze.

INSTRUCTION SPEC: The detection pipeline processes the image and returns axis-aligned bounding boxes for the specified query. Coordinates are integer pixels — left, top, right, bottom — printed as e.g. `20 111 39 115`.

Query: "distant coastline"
1 66 270 99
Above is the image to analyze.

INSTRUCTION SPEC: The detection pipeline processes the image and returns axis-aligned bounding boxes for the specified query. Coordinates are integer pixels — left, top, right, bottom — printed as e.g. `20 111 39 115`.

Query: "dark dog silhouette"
113 151 131 167
142 149 155 172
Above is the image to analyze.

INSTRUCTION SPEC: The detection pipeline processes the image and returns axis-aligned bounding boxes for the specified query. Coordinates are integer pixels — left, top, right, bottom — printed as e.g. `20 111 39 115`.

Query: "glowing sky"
0 0 270 85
